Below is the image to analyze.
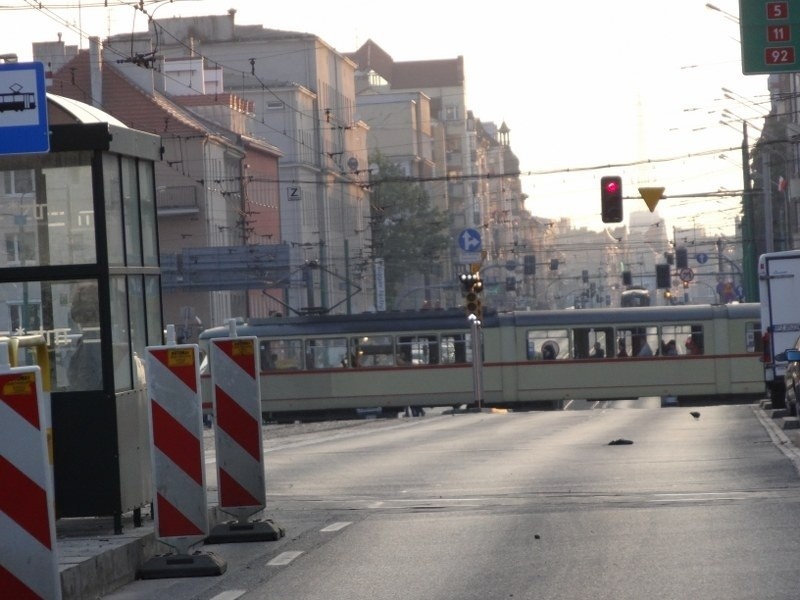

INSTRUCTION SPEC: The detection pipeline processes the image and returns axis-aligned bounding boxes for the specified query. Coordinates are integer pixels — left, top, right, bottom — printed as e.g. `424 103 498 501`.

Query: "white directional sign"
0 61 49 155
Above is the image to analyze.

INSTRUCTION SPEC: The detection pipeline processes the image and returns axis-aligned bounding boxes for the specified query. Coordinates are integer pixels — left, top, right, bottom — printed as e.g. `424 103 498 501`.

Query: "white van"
758 250 800 409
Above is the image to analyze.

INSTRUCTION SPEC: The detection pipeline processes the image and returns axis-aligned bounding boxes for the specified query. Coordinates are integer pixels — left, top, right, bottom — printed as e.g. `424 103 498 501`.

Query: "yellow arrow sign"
638 187 665 212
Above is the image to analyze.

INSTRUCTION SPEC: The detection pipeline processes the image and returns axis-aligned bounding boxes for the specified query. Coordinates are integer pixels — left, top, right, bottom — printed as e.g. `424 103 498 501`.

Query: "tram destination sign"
0 61 49 155
739 1 800 74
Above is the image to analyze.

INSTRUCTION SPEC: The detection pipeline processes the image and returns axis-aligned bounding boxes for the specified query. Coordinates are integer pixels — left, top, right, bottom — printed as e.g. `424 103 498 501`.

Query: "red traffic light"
600 175 623 223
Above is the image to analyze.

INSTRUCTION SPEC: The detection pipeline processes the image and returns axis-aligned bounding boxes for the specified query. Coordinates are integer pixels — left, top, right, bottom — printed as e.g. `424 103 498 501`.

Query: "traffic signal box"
459 273 484 319
524 254 536 276
656 264 671 289
675 247 688 269
601 175 623 223
622 270 632 286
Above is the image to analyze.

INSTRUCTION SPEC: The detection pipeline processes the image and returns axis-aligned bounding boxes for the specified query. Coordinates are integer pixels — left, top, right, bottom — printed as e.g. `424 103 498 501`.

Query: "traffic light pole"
459 271 484 410
470 316 483 411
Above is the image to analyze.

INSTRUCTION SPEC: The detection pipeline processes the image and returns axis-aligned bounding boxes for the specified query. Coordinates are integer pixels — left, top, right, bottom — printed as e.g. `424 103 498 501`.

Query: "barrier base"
205 519 286 544
138 552 227 579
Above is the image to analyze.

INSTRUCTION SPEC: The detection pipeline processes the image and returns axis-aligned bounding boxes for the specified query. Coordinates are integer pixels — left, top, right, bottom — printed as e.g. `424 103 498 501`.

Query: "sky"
0 0 770 239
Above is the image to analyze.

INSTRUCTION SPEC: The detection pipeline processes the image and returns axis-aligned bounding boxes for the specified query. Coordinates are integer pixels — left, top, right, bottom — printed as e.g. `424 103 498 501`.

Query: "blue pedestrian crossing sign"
458 228 482 252
0 62 49 155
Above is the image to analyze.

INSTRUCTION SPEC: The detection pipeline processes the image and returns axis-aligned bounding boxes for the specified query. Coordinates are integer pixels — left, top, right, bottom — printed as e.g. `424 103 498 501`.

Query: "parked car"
782 337 800 416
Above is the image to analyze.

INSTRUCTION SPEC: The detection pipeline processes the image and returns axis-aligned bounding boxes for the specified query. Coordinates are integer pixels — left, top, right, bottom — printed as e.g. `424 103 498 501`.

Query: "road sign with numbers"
740 1 800 74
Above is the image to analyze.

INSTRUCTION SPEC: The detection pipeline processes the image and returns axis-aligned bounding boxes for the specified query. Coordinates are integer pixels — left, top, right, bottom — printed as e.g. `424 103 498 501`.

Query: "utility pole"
740 121 759 302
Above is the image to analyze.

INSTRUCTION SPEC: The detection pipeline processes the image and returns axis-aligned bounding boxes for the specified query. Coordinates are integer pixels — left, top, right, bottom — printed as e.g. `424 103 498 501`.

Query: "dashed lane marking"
268 551 304 566
320 521 352 532
210 591 247 600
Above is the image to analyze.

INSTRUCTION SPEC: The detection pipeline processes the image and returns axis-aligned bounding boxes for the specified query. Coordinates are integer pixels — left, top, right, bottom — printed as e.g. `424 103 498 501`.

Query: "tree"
368 153 450 308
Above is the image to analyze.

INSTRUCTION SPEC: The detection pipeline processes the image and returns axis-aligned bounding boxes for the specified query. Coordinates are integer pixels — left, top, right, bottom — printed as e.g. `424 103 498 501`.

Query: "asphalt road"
104 404 800 600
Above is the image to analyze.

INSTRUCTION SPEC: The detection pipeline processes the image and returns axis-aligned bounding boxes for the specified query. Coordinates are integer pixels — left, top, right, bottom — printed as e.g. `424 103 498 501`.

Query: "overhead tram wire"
5 1 170 8
16 0 330 161
17 2 760 210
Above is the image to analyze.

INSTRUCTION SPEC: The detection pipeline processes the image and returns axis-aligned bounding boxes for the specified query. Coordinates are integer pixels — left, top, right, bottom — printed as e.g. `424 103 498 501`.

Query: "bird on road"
690 411 701 419
608 438 634 445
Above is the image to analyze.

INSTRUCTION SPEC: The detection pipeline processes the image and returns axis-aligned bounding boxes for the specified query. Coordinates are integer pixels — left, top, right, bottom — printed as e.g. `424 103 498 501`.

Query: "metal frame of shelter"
0 93 162 532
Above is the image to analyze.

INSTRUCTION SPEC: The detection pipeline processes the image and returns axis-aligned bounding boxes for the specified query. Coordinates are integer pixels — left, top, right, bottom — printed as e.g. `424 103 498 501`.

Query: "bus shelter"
0 93 162 531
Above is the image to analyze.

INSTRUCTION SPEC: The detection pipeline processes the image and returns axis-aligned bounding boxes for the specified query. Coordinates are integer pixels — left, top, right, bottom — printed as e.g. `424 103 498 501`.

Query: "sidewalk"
758 398 800 448
56 504 243 600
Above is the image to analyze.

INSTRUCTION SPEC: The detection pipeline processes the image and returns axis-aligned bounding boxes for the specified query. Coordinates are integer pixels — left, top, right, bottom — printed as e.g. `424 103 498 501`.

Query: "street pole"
470 316 483 411
762 153 774 254
740 121 759 302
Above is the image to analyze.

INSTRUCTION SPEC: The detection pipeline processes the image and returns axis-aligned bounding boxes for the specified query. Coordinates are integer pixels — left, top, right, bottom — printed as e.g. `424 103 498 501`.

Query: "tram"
0 91 36 112
620 287 651 307
198 303 765 421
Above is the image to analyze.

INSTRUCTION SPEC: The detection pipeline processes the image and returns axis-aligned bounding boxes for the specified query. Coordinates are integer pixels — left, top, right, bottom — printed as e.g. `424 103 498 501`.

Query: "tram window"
397 335 438 365
686 326 704 355
659 324 696 356
260 339 302 370
746 322 762 354
352 335 395 367
305 337 348 369
526 329 569 360
622 326 658 357
572 327 612 359
441 333 470 364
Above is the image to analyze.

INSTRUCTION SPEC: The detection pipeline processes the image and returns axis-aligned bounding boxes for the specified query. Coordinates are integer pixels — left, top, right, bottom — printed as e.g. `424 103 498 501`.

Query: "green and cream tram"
199 303 765 421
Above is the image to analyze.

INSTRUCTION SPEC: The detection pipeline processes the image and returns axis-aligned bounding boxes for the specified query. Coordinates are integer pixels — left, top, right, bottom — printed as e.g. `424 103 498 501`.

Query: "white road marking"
210 591 247 600
268 551 304 566
320 521 352 532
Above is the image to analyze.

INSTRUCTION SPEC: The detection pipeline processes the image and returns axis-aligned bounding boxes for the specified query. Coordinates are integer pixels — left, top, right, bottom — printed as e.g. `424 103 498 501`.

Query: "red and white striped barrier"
211 336 266 516
141 327 225 578
145 336 208 553
0 344 60 600
205 324 283 543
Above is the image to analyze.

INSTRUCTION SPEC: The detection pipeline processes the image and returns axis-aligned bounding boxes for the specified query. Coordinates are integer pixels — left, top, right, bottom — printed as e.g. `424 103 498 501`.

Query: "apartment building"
36 37 285 335
147 12 372 315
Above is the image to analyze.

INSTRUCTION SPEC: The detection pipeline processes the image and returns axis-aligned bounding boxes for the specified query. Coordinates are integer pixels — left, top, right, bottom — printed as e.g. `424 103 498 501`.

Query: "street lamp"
705 3 740 24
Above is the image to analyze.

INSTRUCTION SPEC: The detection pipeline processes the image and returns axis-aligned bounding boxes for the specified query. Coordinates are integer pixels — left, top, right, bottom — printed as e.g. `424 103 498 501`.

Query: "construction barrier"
206 324 283 543
141 325 225 579
0 343 60 599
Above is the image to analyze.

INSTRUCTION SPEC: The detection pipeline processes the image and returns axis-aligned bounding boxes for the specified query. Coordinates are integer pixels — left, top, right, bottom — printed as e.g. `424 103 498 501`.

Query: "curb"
753 404 800 474
58 505 234 600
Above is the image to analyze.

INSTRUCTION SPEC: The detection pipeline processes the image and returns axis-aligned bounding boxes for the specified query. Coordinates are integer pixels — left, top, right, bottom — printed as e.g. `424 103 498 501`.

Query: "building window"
3 169 34 196
367 70 388 87
5 231 36 266
9 301 41 332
